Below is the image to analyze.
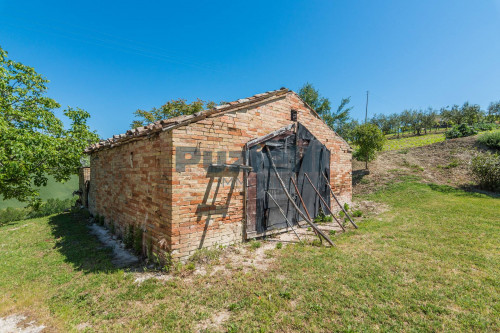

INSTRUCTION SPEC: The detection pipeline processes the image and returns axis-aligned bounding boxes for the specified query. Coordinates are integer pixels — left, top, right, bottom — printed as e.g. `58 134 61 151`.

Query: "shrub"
352 210 363 217
276 242 283 249
133 227 143 255
477 131 500 149
0 198 76 225
250 240 261 250
473 122 497 131
445 124 477 139
0 207 28 225
189 247 222 264
470 152 500 192
28 198 75 218
314 213 332 223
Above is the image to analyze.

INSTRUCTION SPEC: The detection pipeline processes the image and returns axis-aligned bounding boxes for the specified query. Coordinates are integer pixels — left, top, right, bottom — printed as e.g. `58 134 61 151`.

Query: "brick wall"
88 91 351 262
88 131 173 258
169 92 351 260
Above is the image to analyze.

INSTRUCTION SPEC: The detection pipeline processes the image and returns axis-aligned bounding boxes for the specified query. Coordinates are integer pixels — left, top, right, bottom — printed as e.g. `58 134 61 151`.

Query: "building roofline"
85 87 351 153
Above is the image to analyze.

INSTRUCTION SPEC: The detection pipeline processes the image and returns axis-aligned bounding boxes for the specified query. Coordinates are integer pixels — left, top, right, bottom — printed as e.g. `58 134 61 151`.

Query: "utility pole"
365 90 369 124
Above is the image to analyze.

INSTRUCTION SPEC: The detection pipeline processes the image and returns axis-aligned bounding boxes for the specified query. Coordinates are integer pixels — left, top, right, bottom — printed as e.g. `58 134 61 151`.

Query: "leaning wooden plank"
322 172 358 229
304 173 345 232
264 146 334 246
266 191 301 242
290 176 321 242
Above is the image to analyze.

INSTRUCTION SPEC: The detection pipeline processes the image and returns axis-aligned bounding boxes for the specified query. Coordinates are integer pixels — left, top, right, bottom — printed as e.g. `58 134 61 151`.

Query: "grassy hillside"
0 176 78 209
383 132 446 151
0 180 498 331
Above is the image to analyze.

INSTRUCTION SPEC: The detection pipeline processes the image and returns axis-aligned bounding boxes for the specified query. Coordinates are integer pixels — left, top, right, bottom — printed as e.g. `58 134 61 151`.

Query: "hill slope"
0 176 78 209
353 135 495 196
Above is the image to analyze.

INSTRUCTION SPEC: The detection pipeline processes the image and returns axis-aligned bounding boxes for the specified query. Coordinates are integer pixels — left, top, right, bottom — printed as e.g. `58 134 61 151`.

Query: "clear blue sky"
1 0 499 138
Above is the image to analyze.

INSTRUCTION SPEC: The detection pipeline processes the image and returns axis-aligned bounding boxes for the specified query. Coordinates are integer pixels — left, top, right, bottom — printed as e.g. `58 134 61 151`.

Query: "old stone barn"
85 88 352 261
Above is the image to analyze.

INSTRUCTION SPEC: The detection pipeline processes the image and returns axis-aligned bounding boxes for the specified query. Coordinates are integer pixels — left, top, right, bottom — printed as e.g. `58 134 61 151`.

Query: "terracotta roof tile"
85 88 289 153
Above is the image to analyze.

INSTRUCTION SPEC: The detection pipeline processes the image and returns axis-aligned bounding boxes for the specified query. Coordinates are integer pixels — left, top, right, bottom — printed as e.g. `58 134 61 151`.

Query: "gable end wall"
170 92 351 260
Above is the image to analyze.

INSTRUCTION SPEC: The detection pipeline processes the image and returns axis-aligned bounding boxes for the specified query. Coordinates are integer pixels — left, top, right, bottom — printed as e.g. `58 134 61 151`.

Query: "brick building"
84 88 352 261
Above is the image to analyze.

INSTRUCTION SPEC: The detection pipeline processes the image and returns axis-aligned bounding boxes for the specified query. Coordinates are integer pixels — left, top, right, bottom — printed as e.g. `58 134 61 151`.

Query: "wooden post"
304 173 345 232
266 191 301 242
322 172 358 229
290 176 321 242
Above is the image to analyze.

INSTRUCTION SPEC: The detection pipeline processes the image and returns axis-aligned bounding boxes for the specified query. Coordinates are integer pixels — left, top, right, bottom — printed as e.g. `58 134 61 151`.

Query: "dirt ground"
352 135 493 196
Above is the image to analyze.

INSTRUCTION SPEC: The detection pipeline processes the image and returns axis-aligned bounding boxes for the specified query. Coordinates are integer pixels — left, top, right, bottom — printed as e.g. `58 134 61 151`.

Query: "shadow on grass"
48 211 121 274
352 169 369 185
428 183 499 198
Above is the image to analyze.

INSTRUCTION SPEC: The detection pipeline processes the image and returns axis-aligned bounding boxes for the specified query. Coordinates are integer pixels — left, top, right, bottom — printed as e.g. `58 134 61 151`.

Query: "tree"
487 101 500 122
370 114 391 135
352 124 386 170
338 119 359 142
461 102 484 125
440 102 484 126
0 46 98 204
422 108 437 134
388 113 402 137
298 83 353 138
131 99 216 128
297 82 331 116
400 110 415 135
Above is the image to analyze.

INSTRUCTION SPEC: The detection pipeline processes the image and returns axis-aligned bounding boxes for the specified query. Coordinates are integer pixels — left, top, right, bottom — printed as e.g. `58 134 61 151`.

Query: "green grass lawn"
0 176 78 209
0 181 499 332
383 133 446 151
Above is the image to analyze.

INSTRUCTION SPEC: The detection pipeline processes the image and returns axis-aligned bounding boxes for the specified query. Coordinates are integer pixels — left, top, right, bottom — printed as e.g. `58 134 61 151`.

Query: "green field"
0 176 78 209
383 132 446 151
1 180 498 332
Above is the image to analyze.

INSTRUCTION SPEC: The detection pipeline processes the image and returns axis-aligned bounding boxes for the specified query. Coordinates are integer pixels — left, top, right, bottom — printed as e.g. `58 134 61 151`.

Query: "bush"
0 207 28 225
133 227 143 255
352 210 363 217
473 123 497 131
445 124 478 139
0 198 76 225
250 240 261 250
28 198 76 219
477 131 500 149
470 152 500 192
189 247 222 264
